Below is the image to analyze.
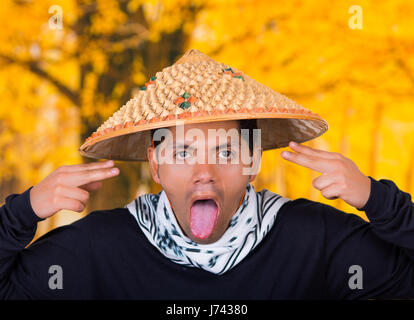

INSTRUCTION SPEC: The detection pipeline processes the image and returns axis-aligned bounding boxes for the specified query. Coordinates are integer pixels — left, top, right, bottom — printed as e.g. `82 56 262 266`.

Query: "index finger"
58 160 115 173
281 151 334 173
64 167 120 187
288 142 338 159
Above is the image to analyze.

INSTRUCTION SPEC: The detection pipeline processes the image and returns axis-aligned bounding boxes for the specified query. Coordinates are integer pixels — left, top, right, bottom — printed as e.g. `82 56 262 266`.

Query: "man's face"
147 120 261 244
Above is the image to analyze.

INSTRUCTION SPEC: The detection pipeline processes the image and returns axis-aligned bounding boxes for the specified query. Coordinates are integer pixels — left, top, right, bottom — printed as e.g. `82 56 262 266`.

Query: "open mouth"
190 198 219 240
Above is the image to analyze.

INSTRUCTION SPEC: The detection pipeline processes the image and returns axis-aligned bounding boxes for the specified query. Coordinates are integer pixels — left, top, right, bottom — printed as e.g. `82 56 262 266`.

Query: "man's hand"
30 160 119 219
281 141 371 210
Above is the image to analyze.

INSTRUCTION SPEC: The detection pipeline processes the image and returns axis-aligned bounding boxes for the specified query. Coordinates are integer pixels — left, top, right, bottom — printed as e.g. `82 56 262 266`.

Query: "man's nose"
192 163 217 184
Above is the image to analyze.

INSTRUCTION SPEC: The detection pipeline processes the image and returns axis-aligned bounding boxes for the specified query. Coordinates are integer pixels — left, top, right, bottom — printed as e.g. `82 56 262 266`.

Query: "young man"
1 49 414 299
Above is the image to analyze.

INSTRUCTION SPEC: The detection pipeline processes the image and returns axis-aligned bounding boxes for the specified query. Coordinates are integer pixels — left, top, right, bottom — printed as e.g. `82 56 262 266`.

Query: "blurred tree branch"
396 58 414 87
0 53 80 106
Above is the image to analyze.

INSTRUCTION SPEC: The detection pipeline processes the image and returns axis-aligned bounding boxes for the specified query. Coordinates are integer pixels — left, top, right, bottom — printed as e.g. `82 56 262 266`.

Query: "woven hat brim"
79 111 328 161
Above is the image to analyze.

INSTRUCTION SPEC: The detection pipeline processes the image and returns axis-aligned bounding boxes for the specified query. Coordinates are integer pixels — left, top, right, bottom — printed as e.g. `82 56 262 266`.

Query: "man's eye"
218 150 234 159
175 150 190 159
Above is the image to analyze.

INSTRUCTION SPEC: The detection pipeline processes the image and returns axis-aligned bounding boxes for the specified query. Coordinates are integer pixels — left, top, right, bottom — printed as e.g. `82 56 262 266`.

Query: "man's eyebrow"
172 143 195 150
171 141 240 150
215 141 240 150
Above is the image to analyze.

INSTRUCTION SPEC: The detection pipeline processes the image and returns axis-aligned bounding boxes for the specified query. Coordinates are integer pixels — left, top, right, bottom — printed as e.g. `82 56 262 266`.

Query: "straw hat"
79 49 329 161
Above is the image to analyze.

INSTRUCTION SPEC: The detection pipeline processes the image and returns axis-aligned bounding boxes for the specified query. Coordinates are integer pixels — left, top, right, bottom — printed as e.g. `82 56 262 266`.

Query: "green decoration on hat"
179 101 191 109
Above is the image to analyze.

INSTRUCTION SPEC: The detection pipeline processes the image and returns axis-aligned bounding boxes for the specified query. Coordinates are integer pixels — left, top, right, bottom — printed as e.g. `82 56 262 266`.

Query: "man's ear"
147 146 161 184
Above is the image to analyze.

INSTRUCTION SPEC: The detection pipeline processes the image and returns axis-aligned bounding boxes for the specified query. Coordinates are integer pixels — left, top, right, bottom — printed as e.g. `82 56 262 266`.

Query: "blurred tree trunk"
74 2 200 214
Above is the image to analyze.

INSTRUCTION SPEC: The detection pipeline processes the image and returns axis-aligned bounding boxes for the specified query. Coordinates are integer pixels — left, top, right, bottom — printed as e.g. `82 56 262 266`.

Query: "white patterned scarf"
125 183 291 275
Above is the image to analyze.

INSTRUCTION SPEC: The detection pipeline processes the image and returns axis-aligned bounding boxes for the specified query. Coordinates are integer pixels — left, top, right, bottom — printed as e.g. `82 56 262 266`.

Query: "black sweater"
1 176 414 300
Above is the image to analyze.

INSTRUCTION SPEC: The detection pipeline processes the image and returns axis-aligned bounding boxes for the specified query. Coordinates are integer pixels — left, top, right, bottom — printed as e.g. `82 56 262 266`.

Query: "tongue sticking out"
190 199 219 239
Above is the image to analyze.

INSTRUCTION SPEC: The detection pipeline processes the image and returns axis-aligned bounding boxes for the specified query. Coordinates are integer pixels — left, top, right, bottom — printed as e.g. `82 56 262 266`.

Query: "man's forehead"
165 128 240 145
151 120 247 147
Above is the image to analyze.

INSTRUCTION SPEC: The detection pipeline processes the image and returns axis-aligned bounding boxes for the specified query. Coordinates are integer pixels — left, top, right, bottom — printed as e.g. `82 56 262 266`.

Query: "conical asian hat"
79 49 328 161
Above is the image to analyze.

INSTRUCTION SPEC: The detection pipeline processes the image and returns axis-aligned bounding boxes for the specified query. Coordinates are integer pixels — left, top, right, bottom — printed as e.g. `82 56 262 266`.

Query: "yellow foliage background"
0 0 413 240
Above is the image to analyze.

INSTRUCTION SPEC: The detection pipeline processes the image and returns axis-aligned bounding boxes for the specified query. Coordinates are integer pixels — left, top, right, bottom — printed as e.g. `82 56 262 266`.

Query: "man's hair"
150 119 258 156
